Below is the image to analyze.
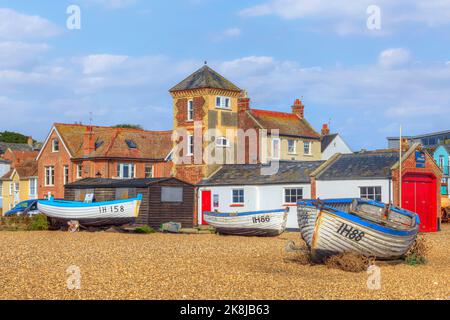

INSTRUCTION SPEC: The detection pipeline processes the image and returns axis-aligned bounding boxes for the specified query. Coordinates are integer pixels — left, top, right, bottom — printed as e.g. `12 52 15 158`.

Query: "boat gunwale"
204 209 287 218
298 199 419 237
38 194 143 208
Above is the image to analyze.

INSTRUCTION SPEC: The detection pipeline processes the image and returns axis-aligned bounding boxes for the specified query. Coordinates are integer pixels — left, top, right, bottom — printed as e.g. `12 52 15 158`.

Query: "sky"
1 0 450 150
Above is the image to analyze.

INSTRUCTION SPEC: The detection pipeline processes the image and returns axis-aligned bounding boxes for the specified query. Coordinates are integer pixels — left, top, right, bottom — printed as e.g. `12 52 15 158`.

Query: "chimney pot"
292 99 305 119
321 124 330 136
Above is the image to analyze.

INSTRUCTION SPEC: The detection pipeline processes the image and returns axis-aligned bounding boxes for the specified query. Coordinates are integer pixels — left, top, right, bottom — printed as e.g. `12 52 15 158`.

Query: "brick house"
170 65 322 184
36 124 173 198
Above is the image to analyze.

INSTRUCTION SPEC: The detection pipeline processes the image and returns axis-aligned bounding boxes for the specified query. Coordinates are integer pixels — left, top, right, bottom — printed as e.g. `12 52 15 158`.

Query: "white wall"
198 183 312 229
316 179 393 203
322 135 352 160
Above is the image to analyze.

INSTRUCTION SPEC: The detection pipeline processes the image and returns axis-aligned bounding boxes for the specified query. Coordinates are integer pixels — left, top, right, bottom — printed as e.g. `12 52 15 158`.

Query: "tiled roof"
321 134 338 152
54 124 172 160
247 109 321 139
2 150 39 167
65 177 179 189
0 159 37 180
200 161 325 186
170 65 242 92
316 150 399 180
0 142 33 154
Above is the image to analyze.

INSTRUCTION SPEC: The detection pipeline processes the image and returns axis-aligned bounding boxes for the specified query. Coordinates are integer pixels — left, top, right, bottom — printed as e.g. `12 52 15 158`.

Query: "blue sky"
1 0 450 150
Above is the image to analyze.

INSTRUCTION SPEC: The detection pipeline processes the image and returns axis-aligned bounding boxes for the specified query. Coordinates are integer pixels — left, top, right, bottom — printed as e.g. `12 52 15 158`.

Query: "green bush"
28 214 49 231
134 226 155 234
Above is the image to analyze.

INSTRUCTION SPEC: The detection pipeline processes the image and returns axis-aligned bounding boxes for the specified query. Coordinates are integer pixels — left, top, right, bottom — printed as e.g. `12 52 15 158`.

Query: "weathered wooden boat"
297 199 420 261
204 208 289 237
37 194 142 227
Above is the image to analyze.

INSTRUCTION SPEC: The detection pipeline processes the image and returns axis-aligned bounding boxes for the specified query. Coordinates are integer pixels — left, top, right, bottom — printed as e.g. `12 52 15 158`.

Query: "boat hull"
298 201 418 261
204 209 288 237
38 196 142 228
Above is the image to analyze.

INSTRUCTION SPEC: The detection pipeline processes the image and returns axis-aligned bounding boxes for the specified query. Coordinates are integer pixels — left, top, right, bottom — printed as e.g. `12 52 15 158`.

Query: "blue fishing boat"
204 208 289 237
37 195 142 227
297 199 420 261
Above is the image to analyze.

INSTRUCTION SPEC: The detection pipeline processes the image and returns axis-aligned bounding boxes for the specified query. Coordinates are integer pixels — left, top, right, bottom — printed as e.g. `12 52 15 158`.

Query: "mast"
399 125 402 208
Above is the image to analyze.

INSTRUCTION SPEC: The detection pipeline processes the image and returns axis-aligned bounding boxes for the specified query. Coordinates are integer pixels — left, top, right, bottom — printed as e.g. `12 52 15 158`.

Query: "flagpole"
399 125 402 209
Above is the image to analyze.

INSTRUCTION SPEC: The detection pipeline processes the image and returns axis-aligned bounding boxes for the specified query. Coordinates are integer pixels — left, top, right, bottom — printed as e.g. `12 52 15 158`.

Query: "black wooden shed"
64 178 195 228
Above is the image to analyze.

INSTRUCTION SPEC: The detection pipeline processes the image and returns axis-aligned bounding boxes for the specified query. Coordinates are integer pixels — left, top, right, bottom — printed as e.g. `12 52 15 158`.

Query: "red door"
201 190 212 225
402 174 437 232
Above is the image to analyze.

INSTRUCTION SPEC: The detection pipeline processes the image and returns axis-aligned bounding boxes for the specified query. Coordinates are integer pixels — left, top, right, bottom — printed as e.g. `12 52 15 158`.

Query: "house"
0 158 11 212
1 158 38 213
320 124 352 160
64 177 196 229
433 144 450 196
170 65 322 184
198 161 324 229
312 143 442 232
387 130 450 149
36 124 173 199
0 136 40 155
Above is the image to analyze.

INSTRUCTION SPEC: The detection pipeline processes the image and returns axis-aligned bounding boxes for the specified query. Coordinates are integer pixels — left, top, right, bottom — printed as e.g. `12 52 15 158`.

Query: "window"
64 166 69 185
77 164 83 179
288 140 296 154
360 187 382 202
117 163 136 179
116 188 136 200
439 155 444 169
29 178 37 197
216 96 231 109
45 166 55 186
232 189 244 204
284 188 303 204
75 189 94 202
272 138 280 160
187 134 194 156
187 100 194 121
9 182 13 195
161 187 183 202
216 137 229 148
52 139 59 152
304 141 311 155
145 165 154 178
125 140 137 149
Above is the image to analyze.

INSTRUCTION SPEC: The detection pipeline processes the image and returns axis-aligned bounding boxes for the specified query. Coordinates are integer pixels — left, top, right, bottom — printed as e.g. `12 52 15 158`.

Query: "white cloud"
378 48 411 69
0 8 60 40
239 0 450 34
81 54 129 74
0 42 50 69
83 0 139 9
223 28 242 38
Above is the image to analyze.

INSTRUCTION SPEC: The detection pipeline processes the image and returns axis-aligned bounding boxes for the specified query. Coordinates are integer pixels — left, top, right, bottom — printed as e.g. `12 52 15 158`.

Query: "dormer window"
52 139 59 152
126 140 137 149
216 96 231 109
187 100 194 121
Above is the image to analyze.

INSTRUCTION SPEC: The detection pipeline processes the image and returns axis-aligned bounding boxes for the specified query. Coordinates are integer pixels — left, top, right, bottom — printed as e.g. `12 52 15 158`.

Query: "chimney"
321 124 330 136
238 91 250 112
27 136 33 147
292 99 305 119
83 126 95 156
401 137 409 152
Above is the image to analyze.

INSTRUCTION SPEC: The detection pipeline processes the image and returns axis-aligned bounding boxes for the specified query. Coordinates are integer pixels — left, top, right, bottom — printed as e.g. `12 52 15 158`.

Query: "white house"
321 133 352 160
313 151 397 203
198 161 324 230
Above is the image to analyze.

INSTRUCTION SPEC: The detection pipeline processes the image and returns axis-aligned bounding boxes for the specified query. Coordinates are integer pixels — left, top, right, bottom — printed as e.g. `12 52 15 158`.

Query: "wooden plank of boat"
37 195 142 227
297 199 419 261
204 208 288 237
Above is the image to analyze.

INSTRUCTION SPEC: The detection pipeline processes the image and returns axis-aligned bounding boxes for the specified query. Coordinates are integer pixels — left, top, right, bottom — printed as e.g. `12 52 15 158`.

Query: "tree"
0 131 29 143
113 124 144 130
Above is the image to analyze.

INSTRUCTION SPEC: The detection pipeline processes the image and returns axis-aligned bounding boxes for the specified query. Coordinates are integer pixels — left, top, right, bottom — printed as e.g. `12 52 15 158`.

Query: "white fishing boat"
297 199 419 261
204 208 289 237
37 194 142 227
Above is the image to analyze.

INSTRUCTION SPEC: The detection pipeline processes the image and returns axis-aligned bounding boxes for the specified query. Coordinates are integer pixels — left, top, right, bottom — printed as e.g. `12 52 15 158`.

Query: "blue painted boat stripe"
204 209 286 217
38 194 142 208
